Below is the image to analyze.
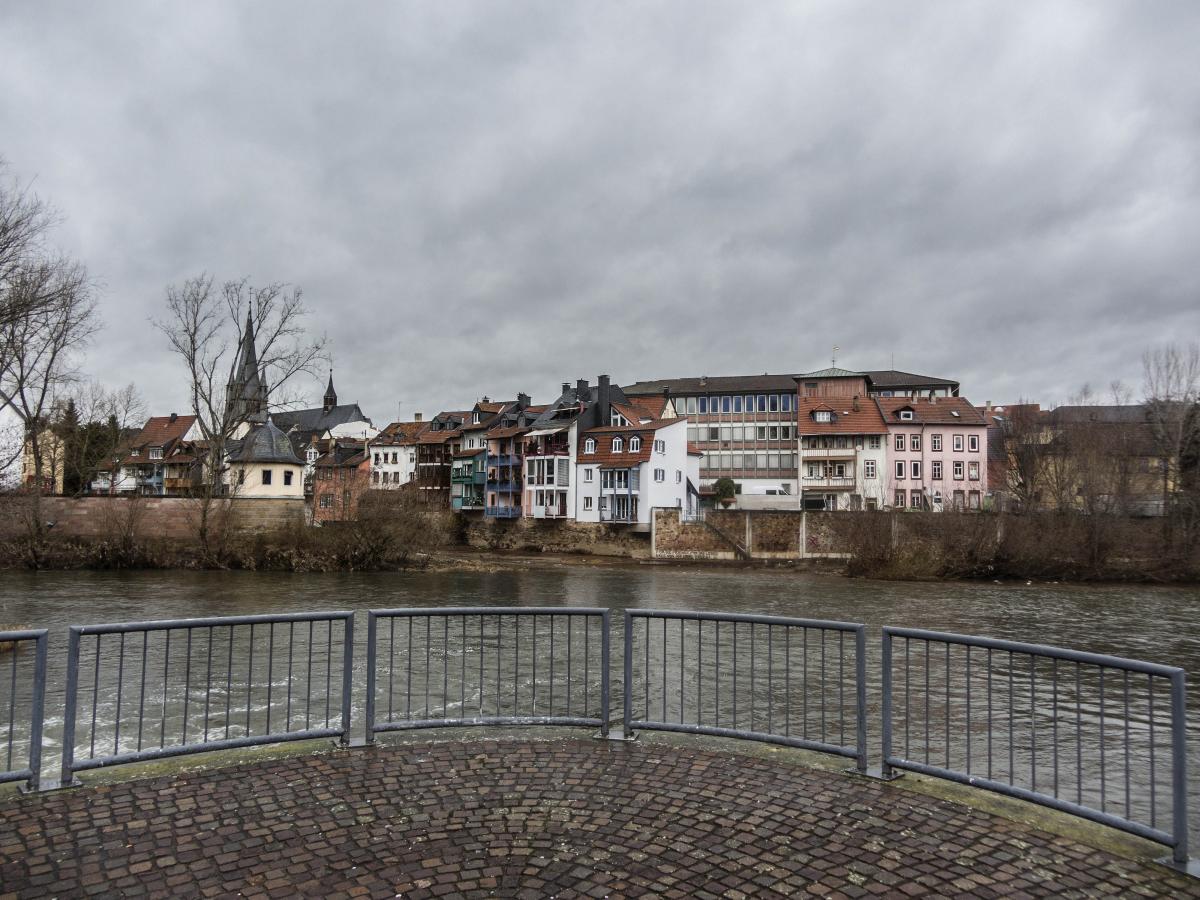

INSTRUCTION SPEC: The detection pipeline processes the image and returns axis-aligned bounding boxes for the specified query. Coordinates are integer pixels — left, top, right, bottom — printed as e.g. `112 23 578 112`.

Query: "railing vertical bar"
715 620 721 728
160 630 171 749
697 620 703 727
387 617 395 724
566 616 572 717
881 630 893 779
802 627 808 741
424 616 431 720
1075 661 1082 806
246 624 254 737
840 630 846 750
461 616 467 719
225 626 235 740
5 645 16 772
285 622 294 732
945 642 951 771
513 615 519 716
854 626 867 773
89 634 100 758
442 617 449 719
114 632 126 756
767 625 773 735
405 618 413 721
645 617 650 724
265 623 274 735
1149 674 1157 829
1124 669 1131 821
661 617 667 724
304 621 313 732
324 619 332 728
599 610 610 737
1100 668 1106 812
784 626 790 738
965 645 972 776
923 640 930 766
549 617 555 718
483 615 489 719
203 627 214 742
60 628 82 786
732 621 738 730
904 637 910 761
820 629 827 742
339 614 353 744
986 647 992 782
750 623 756 732
136 631 148 753
680 619 685 725
584 617 590 718
1169 670 1188 864
622 612 632 736
1007 649 1014 785
181 630 192 745
1051 657 1058 798
365 614 377 744
27 634 47 791
1029 653 1036 793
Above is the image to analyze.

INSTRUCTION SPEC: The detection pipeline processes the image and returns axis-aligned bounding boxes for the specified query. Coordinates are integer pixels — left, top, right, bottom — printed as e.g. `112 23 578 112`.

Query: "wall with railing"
0 610 1191 867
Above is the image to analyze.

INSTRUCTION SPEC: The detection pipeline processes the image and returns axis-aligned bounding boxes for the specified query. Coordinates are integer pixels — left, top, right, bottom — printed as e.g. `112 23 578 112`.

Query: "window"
698 397 708 414
149 447 163 460
910 491 923 509
968 435 979 453
374 453 381 465
864 459 876 479
968 490 981 509
721 396 731 413
768 394 779 412
931 461 942 480
833 463 847 477
781 394 792 412
391 452 398 464
629 436 641 452
262 469 273 486
895 434 905 452
654 468 665 482
894 491 905 507
868 436 881 450
931 434 942 452
757 394 767 412
584 438 596 454
319 495 332 508
768 426 779 440
910 435 921 452
284 470 293 486
968 461 980 481
953 435 964 452
733 396 742 413
583 496 593 511
953 461 964 480
654 439 665 453
815 410 832 423
686 397 697 415
612 437 623 452
895 461 905 479
910 461 921 479
584 468 594 482
900 410 914 421
676 470 682 483
238 469 245 485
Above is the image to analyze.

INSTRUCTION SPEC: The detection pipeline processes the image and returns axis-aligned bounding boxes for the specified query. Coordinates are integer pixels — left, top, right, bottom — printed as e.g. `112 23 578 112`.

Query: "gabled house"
450 448 486 511
415 411 468 506
370 418 428 491
94 413 201 496
311 438 369 522
876 397 988 511
797 396 888 511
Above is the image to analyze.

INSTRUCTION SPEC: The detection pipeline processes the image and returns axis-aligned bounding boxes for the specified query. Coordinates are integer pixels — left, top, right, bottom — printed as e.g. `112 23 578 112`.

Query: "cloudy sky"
2 1 1198 422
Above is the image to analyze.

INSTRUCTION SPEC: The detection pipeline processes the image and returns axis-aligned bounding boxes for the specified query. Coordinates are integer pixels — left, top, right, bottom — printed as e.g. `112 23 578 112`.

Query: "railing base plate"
599 727 637 742
1156 856 1200 879
29 779 80 793
853 766 903 782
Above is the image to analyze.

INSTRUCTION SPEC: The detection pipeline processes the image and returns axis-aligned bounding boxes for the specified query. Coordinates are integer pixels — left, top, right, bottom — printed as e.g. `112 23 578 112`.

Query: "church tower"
226 311 269 423
323 370 338 412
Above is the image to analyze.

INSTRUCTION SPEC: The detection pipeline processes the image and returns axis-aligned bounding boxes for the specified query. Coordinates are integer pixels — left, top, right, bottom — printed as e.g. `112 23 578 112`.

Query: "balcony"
487 479 520 493
530 504 569 519
488 453 521 467
802 476 857 489
451 470 486 485
800 446 859 458
525 442 570 458
485 506 521 519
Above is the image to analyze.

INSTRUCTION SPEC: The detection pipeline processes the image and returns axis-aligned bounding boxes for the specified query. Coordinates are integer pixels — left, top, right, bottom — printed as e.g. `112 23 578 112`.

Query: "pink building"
876 397 988 511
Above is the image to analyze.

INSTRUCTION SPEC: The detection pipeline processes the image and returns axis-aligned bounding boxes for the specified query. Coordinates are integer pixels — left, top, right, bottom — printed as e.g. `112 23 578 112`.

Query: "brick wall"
0 496 305 542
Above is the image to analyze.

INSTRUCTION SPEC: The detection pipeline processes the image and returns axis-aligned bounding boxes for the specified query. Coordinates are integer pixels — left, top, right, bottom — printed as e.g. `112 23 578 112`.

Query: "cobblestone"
0 738 1195 897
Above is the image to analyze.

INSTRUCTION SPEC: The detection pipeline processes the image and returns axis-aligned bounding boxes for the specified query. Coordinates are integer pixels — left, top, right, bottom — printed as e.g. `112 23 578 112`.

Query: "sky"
2 1 1198 424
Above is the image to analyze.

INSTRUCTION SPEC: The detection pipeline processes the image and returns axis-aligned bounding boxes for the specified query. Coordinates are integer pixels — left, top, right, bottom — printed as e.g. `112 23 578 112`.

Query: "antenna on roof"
832 345 839 368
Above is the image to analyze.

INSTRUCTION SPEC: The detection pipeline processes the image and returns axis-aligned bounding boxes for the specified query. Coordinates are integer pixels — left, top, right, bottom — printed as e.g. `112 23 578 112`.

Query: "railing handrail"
884 626 1185 678
72 610 354 636
630 608 864 633
370 606 608 618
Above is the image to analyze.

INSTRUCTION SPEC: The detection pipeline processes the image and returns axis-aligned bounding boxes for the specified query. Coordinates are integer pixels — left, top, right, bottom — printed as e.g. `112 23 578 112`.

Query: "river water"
1 562 1198 838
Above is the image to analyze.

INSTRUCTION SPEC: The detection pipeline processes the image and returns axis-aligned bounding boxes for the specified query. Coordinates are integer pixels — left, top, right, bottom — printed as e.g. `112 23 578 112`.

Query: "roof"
687 443 705 456
797 398 888 435
417 429 457 444
486 425 530 439
476 402 505 414
864 370 959 390
131 414 197 448
796 367 865 379
874 396 987 426
452 448 485 459
374 421 429 444
623 374 800 395
272 403 371 435
577 421 683 466
228 420 304 465
1044 405 1149 425
315 440 368 468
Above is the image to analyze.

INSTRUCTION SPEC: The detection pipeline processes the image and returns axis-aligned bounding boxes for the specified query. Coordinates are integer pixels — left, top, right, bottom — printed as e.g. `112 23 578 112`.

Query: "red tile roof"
874 396 987 426
576 422 681 466
796 398 887 435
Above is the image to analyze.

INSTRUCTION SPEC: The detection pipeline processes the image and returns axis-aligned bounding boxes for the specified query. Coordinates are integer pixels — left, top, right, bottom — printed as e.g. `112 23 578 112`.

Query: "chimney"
576 378 589 399
700 375 708 387
517 392 530 410
561 382 571 396
481 395 489 404
597 375 611 419
169 412 178 423
414 412 423 422
852 395 860 412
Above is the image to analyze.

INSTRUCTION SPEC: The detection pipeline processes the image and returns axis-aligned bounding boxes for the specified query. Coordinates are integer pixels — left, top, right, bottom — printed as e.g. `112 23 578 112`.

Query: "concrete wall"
651 508 849 560
463 514 651 558
0 496 305 542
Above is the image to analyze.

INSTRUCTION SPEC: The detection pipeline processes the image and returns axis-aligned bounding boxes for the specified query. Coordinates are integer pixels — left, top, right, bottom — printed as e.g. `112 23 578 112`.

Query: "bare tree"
1143 343 1200 551
0 162 57 330
155 275 326 559
999 401 1046 511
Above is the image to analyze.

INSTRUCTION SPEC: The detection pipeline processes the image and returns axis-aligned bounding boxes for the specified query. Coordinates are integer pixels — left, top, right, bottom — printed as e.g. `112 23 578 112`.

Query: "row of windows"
680 394 794 415
895 489 981 509
688 424 796 443
894 460 980 480
582 467 682 484
236 468 294 487
801 435 884 450
699 452 798 471
894 433 979 453
371 471 407 484
583 435 665 454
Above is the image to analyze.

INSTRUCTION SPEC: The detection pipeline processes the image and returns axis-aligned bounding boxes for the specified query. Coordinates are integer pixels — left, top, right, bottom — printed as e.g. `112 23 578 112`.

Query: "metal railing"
881 627 1189 863
60 612 354 784
624 611 868 772
0 630 47 791
365 608 610 741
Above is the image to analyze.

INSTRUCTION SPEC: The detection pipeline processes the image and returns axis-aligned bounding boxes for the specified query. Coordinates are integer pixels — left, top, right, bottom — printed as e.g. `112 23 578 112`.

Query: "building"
225 312 269 425
863 370 959 398
370 418 427 490
484 425 527 519
226 419 305 499
415 412 467 506
94 413 201 496
797 399 888 512
575 417 696 529
311 439 369 522
273 373 374 448
877 397 988 511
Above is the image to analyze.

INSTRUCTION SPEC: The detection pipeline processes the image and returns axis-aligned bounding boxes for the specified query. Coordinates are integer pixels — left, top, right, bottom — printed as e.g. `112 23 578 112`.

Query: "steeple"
323 370 337 412
226 308 269 423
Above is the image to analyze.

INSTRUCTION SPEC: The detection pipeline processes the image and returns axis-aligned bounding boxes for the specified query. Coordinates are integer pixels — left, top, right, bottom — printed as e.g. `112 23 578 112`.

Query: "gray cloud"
2 1 1197 421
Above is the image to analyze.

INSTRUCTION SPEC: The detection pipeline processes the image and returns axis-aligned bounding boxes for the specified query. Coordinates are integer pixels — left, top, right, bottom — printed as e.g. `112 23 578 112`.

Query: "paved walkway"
0 737 1195 898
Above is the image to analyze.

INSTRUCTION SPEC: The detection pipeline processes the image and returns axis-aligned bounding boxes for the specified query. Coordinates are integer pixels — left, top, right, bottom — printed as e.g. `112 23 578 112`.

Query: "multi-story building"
450 448 486 511
414 412 466 506
484 425 526 519
575 417 697 529
797 401 888 511
311 439 369 522
95 413 201 496
877 397 988 511
863 370 960 398
370 418 427 490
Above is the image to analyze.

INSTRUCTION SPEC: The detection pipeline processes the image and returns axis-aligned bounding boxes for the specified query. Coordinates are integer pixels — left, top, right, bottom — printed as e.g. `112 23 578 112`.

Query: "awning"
687 478 701 496
525 427 567 437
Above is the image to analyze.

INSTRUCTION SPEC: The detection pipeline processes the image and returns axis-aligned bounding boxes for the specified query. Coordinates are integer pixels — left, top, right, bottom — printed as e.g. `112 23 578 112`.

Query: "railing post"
26 632 48 791
339 613 354 746
600 610 611 737
364 612 377 745
854 625 867 774
880 629 893 780
1170 669 1189 864
59 627 82 788
622 611 632 737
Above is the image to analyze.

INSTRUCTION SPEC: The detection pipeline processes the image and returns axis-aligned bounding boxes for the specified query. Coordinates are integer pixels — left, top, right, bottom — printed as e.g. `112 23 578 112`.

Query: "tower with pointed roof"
323 371 337 412
226 311 269 424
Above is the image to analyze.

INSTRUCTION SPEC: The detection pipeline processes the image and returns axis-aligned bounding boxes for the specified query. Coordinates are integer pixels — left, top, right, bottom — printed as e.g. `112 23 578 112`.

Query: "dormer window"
472 412 481 424
629 436 641 452
584 438 596 454
814 410 832 423
612 437 623 453
899 410 914 421
149 447 163 460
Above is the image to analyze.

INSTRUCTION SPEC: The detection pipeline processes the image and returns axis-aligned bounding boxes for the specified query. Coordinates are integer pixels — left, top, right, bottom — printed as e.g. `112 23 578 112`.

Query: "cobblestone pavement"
1 737 1196 898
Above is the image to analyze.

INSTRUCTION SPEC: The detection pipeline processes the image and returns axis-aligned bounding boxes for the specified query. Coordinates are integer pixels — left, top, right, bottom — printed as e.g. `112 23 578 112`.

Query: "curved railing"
1 609 1190 867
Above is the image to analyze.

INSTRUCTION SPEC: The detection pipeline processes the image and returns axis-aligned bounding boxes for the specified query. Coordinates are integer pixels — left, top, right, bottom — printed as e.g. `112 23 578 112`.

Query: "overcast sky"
2 1 1198 423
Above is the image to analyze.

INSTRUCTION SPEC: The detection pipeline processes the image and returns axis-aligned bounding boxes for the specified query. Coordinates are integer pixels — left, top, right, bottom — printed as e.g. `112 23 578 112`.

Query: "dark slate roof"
271 403 371 434
228 420 303 465
1044 404 1149 425
864 370 959 390
623 374 800 395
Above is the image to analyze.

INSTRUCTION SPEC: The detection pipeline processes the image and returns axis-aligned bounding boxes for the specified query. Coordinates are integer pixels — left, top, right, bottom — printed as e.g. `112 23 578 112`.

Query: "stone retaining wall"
462 515 651 558
652 508 850 560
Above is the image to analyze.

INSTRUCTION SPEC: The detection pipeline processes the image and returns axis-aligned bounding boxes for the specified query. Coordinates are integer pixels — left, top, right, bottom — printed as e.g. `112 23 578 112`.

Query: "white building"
797 397 889 511
369 419 426 489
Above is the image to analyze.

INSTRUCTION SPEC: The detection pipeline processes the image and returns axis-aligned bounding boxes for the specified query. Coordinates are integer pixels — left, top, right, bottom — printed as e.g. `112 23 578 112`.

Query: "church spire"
323 369 337 412
226 307 268 423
